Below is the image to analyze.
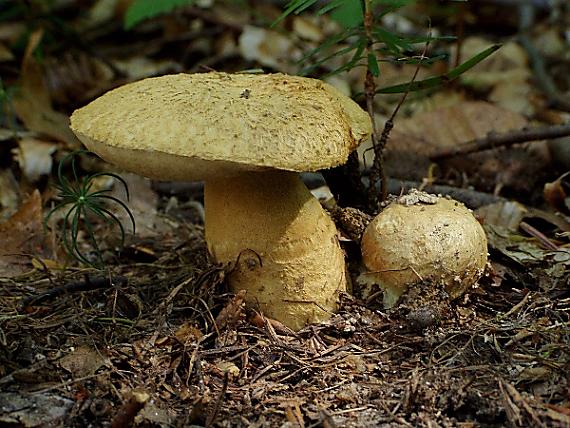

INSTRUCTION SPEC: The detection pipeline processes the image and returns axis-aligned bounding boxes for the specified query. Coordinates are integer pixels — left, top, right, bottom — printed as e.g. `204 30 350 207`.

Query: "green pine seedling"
45 151 135 268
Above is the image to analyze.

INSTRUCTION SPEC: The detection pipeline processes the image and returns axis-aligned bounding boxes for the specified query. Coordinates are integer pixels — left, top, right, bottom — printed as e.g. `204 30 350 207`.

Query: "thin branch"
366 9 431 210
430 123 570 160
20 275 127 308
363 0 383 210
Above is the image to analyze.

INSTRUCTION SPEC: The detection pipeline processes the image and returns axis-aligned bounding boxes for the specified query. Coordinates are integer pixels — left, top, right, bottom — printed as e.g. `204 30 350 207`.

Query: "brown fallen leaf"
543 172 569 214
0 169 21 220
58 345 108 378
456 38 535 115
12 29 79 147
214 289 246 331
239 25 301 72
366 101 549 194
12 137 57 182
174 322 204 345
0 190 49 277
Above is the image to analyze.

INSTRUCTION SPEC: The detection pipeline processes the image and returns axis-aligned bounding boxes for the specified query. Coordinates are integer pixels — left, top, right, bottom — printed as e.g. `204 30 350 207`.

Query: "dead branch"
20 274 127 309
429 123 570 160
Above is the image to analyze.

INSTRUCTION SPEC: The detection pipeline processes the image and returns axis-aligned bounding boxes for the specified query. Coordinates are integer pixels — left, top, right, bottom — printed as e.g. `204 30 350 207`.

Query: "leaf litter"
0 1 569 427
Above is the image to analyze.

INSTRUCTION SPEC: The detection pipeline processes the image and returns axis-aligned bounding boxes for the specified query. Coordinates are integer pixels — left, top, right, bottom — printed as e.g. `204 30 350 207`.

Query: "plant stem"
363 0 386 211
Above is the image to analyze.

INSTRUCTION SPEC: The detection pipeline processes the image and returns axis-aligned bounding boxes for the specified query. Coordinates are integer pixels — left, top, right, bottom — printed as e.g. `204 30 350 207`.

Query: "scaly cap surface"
361 195 488 308
70 72 372 180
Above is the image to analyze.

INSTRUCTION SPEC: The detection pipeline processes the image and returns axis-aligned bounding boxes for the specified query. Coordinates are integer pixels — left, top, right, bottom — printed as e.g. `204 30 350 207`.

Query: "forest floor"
0 1 569 427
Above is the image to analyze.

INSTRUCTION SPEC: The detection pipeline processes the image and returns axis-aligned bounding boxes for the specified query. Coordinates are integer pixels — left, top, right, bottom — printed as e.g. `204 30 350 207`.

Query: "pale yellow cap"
360 195 488 308
70 72 372 180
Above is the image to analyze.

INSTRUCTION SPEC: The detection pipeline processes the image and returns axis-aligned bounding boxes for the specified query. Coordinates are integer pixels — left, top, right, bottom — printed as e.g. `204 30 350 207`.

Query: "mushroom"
359 190 488 308
70 72 372 330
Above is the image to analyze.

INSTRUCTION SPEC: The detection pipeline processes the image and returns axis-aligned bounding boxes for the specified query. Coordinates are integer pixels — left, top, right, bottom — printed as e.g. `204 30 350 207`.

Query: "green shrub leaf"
368 53 380 77
124 0 196 30
375 44 501 93
329 0 363 28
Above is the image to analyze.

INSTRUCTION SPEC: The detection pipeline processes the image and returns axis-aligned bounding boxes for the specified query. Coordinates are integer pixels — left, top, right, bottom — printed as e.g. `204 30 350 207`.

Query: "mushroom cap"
360 194 488 308
70 72 372 180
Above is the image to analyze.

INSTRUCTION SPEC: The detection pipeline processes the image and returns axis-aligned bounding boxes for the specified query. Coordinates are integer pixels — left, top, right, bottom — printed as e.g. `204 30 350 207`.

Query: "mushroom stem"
205 170 346 331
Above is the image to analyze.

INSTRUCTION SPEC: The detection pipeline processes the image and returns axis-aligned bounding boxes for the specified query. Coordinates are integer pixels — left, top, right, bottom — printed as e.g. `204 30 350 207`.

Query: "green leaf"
368 53 380 77
373 27 411 53
329 0 363 28
124 0 196 30
373 0 416 8
321 37 367 76
296 27 359 73
375 44 501 94
273 0 319 26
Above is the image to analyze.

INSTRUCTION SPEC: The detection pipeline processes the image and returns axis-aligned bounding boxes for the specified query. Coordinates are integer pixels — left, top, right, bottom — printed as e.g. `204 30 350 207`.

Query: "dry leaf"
324 75 352 97
395 101 528 147
0 190 49 277
0 42 13 62
12 29 79 147
456 38 530 90
454 38 534 115
0 22 26 45
215 361 240 378
214 289 246 330
547 136 570 169
360 101 528 172
292 16 324 42
58 345 107 378
113 57 181 80
365 101 550 194
108 172 173 238
543 172 569 214
533 26 567 58
83 0 121 28
0 169 20 220
476 201 528 231
44 52 115 106
174 322 203 345
239 25 301 72
13 137 57 182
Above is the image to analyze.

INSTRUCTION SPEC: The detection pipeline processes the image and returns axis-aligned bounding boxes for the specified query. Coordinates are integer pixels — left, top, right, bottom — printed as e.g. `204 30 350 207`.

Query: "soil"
1 220 568 427
0 2 569 427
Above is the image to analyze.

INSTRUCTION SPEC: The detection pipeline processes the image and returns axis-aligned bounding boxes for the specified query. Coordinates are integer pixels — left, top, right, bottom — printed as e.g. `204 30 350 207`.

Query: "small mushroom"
70 72 372 330
359 191 488 308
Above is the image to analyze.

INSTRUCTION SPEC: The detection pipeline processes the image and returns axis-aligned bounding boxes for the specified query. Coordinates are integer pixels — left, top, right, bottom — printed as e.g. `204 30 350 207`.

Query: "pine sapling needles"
45 151 135 267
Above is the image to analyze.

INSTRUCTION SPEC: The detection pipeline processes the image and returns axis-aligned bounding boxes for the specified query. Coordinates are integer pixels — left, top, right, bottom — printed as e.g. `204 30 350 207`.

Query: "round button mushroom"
360 191 488 308
70 72 372 331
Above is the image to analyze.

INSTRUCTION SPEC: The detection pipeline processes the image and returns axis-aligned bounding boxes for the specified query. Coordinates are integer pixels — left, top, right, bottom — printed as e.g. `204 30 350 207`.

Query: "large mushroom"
70 72 372 330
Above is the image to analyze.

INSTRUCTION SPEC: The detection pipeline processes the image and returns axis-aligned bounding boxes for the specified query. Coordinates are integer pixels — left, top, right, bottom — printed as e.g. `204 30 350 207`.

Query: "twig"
205 372 229 427
20 274 127 308
362 176 504 208
430 123 570 160
365 8 431 210
519 221 559 251
498 290 532 320
363 0 383 210
111 390 150 428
